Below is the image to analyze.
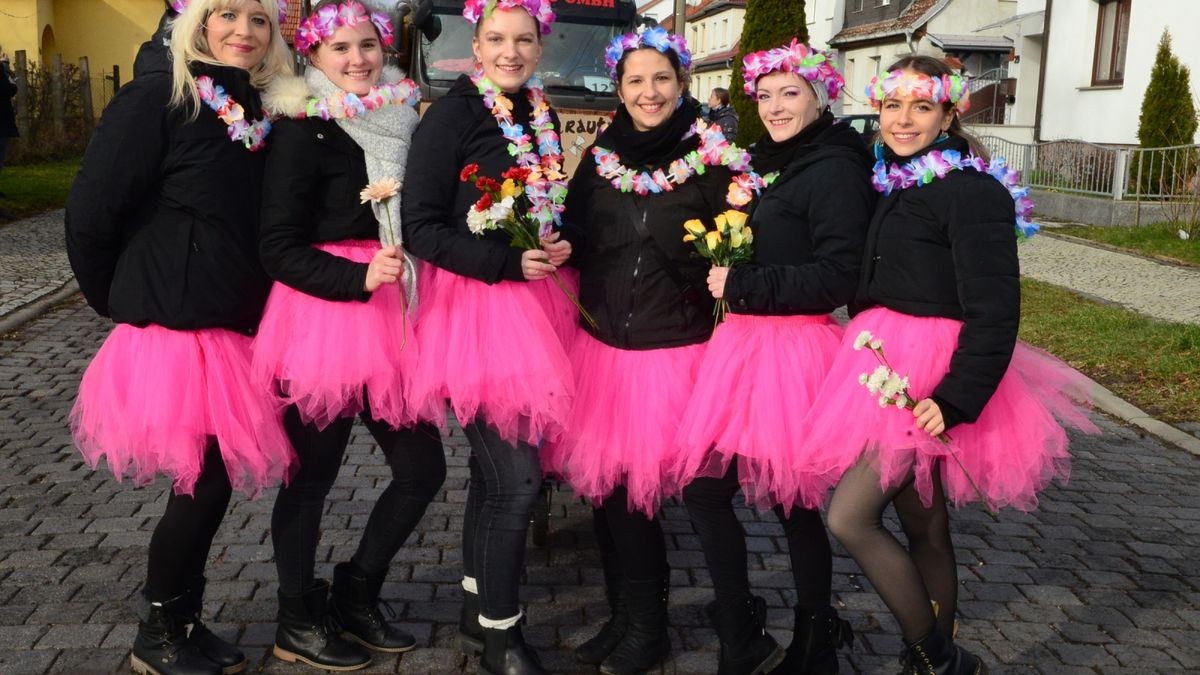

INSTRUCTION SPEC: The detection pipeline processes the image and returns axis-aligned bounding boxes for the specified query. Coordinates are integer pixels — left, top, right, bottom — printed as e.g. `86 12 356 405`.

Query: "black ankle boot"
182 576 247 674
599 574 671 675
477 621 546 675
900 629 986 675
131 590 222 675
330 561 416 653
459 589 484 655
273 580 373 671
708 595 785 675
775 606 854 674
576 552 627 664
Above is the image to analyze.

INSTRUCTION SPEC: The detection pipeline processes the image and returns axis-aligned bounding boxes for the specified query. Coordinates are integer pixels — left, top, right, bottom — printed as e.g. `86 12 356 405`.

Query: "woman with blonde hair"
65 2 292 673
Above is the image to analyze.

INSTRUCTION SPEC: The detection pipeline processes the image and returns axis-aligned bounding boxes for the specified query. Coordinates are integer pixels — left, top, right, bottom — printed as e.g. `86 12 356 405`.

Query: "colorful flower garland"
871 148 1038 239
295 1 393 53
470 67 567 234
741 38 844 101
605 27 692 80
866 69 971 114
197 75 272 151
299 78 421 120
462 0 556 35
591 119 776 207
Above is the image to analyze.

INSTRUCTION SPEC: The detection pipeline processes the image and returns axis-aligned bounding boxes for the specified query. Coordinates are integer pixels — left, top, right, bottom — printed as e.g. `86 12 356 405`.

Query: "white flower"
895 393 909 408
853 330 874 351
869 339 883 351
466 207 491 234
487 196 515 222
864 365 890 394
1180 229 1191 241
880 372 905 399
877 395 891 408
858 373 869 385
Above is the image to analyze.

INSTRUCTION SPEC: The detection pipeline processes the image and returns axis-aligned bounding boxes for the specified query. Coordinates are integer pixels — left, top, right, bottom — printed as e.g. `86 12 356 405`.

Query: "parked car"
839 113 880 148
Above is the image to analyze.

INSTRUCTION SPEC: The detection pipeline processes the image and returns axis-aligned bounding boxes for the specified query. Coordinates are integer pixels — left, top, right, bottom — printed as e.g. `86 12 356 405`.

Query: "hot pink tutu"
252 240 419 430
542 333 705 516
407 263 578 445
673 314 843 512
804 307 1099 511
71 324 294 497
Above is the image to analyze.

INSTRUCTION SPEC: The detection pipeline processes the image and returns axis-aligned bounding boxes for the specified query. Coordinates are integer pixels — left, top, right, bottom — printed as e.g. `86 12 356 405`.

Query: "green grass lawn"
1020 278 1200 424
0 157 81 221
1057 221 1200 266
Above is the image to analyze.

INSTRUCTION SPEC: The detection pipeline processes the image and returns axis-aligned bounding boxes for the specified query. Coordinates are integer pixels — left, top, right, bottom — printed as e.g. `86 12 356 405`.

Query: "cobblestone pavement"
0 211 73 320
1019 233 1200 325
1 299 1198 674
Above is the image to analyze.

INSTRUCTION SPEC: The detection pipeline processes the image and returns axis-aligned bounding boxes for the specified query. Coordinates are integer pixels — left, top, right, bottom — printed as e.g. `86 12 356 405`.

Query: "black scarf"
595 96 701 168
750 110 836 176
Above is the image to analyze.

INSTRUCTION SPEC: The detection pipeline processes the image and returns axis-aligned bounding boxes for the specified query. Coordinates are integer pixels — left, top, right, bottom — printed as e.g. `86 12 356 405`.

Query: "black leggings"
272 403 446 595
683 461 833 608
146 445 232 601
825 458 957 642
593 485 667 582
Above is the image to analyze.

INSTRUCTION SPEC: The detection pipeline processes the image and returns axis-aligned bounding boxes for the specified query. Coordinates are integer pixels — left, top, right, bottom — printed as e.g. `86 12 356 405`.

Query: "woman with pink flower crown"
540 28 759 675
671 39 873 674
400 0 572 672
251 1 445 670
64 1 293 674
801 55 1098 675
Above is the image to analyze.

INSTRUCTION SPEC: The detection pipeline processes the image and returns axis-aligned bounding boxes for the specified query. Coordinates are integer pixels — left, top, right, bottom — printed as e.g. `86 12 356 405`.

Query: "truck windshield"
420 9 625 96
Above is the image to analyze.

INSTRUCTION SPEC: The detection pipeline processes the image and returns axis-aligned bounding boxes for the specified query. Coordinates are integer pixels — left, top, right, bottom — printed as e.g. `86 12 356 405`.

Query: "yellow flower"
705 230 722 250
723 209 748 231
500 179 522 200
683 233 697 243
730 229 744 248
683 219 707 237
360 177 402 203
743 226 754 244
715 213 729 234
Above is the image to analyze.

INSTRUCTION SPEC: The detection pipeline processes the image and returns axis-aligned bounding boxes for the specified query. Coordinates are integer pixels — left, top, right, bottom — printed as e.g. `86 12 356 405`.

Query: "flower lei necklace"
592 119 778 208
299 78 421 120
470 67 567 232
871 147 1038 239
197 76 272 152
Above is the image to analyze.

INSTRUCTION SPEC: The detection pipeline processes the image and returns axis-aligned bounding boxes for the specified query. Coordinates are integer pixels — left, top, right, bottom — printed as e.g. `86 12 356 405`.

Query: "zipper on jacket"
623 209 646 346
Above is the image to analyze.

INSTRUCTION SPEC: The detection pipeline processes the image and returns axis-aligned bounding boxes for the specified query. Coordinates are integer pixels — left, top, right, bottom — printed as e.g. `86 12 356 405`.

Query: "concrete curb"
0 279 79 335
1085 376 1200 457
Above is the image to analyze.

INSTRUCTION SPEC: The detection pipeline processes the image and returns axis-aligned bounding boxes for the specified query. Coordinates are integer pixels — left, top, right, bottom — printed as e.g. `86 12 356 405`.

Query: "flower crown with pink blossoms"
866 69 971 114
462 0 556 36
741 38 844 101
294 1 393 52
604 27 692 81
170 0 288 25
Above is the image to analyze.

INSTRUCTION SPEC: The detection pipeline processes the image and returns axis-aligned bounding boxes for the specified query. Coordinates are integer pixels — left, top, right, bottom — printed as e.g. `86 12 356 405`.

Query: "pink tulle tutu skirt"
543 333 705 516
252 240 419 430
407 263 578 445
673 313 843 512
71 324 293 497
804 307 1098 511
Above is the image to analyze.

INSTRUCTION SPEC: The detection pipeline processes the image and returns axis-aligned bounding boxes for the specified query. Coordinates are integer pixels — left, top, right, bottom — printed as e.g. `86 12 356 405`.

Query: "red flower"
476 176 501 192
502 166 532 182
460 163 481 182
475 193 493 210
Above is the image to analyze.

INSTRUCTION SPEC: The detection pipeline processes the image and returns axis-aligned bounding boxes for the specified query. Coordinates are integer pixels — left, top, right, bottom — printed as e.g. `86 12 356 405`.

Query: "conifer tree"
1134 29 1197 195
729 0 807 145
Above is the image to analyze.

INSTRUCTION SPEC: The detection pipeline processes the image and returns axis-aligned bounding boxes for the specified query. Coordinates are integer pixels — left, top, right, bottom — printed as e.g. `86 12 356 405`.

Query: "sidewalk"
0 210 74 330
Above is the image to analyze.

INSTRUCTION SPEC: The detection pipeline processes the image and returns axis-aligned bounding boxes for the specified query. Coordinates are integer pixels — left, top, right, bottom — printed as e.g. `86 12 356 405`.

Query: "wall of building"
1039 0 1200 145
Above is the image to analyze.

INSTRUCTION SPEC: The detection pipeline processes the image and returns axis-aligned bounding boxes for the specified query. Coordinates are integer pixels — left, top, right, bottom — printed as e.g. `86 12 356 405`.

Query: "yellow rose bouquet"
682 209 753 325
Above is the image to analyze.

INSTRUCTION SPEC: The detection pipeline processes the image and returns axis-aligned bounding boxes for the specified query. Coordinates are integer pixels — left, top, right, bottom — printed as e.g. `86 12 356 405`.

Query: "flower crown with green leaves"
604 27 691 81
741 38 844 101
294 1 393 52
866 69 971 114
462 0 555 36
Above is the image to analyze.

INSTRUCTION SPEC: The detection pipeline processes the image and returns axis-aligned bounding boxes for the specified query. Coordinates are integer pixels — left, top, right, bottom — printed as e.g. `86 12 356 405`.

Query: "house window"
1092 0 1131 85
875 0 891 6
851 0 864 12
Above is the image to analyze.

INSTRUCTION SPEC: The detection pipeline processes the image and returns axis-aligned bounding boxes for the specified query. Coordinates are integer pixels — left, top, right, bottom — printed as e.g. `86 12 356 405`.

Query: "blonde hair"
169 0 294 117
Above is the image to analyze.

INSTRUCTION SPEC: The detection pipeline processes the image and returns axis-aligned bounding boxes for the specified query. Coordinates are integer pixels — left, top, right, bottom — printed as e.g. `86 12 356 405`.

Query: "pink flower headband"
866 69 971 114
171 0 288 25
741 38 844 102
462 0 556 36
604 27 692 81
295 1 394 52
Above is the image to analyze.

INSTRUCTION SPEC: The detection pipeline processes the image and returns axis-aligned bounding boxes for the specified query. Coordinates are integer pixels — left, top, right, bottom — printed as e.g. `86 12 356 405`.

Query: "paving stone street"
0 214 1198 673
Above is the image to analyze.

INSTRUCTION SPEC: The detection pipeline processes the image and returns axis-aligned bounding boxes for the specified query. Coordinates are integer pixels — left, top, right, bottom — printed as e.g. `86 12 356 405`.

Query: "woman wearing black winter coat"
672 40 873 674
64 2 293 674
251 2 445 671
802 55 1097 675
539 29 738 674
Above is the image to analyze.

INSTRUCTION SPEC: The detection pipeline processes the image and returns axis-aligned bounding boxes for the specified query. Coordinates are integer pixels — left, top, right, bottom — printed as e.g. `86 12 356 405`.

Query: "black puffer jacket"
723 119 875 315
565 139 731 351
259 118 375 302
65 62 272 334
857 136 1019 429
709 104 738 141
402 74 560 283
